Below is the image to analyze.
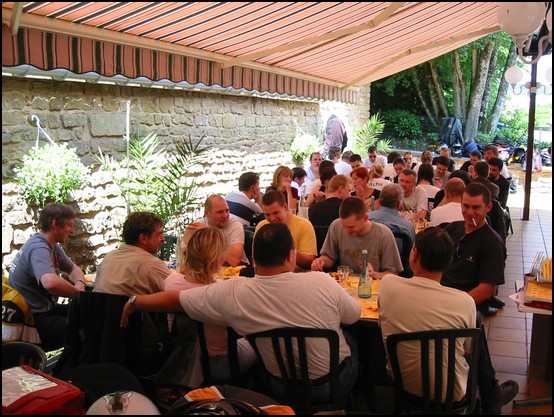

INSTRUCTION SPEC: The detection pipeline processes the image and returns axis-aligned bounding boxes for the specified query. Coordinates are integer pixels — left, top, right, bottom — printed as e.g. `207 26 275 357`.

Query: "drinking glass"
337 265 350 289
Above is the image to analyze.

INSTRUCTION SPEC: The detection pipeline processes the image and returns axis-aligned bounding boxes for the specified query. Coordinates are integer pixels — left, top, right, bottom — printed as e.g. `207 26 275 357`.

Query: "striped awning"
2 2 503 103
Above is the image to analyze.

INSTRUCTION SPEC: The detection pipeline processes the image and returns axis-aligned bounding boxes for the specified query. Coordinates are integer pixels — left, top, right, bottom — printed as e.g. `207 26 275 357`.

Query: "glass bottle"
358 249 372 298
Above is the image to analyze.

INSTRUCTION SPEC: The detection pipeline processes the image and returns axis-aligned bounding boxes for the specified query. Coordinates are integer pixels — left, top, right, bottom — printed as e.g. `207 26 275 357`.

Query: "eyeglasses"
455 235 466 258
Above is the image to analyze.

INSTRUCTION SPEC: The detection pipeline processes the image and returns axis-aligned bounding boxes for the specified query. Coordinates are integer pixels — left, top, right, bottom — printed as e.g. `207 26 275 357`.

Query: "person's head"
403 152 413 166
469 150 482 165
261 190 289 224
342 150 353 162
434 156 450 177
473 161 490 179
411 227 454 272
122 211 165 254
328 146 342 161
318 160 335 177
350 166 370 187
439 146 451 158
253 223 295 269
420 150 433 165
292 167 307 186
204 195 230 229
271 165 293 190
38 203 76 243
379 184 403 210
483 144 499 161
392 157 406 176
449 169 471 185
309 153 323 170
349 153 363 169
387 151 401 164
368 163 384 179
462 182 492 227
182 227 229 284
327 174 353 198
339 197 369 236
367 145 379 161
319 166 337 185
416 162 435 184
398 169 418 195
238 172 260 192
444 177 465 200
487 157 503 180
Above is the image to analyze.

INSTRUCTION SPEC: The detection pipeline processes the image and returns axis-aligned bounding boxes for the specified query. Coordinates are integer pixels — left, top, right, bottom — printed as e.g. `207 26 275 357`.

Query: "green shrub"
382 109 422 141
290 133 320 164
16 143 88 207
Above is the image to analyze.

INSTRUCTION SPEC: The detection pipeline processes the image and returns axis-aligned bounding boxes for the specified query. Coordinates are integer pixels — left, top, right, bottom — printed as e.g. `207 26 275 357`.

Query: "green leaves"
353 114 390 155
290 133 320 163
16 143 88 207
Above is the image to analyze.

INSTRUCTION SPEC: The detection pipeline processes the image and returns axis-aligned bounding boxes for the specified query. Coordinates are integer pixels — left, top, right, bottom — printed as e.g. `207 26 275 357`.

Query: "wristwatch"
127 295 137 310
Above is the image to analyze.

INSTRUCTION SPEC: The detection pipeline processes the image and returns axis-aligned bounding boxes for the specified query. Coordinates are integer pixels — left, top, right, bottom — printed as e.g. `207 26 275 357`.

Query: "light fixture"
504 65 552 95
498 2 552 65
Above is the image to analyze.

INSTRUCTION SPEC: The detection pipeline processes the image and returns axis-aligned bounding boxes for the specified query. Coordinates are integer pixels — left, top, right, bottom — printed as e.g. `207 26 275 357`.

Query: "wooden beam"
342 26 502 89
220 2 405 69
9 2 23 35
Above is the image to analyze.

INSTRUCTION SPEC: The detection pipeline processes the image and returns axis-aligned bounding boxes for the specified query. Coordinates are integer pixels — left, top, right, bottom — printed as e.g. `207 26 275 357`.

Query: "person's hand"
433 177 442 188
311 258 325 271
120 302 134 328
75 280 86 292
355 184 364 198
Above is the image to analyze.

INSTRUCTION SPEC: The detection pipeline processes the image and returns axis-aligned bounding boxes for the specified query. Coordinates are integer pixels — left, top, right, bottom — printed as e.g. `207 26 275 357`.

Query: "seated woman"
165 227 256 380
367 163 391 191
305 162 337 207
350 166 381 211
266 165 298 213
415 163 440 213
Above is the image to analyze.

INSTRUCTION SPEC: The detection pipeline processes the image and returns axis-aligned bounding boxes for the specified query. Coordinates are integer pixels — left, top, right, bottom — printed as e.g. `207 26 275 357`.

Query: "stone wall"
2 77 370 274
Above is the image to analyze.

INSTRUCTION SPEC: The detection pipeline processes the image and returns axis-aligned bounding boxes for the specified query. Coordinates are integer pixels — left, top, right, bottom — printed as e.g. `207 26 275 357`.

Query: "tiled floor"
483 206 552 415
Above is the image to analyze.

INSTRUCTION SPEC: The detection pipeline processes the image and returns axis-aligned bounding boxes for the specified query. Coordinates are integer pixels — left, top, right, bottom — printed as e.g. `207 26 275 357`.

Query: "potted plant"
289 133 320 166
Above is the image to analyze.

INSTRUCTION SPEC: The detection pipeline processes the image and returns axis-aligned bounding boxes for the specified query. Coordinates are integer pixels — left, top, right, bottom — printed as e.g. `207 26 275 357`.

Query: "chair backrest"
158 234 178 261
313 225 329 257
386 327 482 415
246 327 340 414
2 341 47 372
243 227 255 265
197 322 242 386
392 231 413 278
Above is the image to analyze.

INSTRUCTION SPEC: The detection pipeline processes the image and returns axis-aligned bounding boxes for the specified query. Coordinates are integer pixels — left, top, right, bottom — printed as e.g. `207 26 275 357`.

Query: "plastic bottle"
357 249 372 298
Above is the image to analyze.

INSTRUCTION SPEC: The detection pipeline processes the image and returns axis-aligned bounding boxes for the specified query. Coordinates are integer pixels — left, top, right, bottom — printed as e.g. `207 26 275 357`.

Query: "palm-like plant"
353 114 391 155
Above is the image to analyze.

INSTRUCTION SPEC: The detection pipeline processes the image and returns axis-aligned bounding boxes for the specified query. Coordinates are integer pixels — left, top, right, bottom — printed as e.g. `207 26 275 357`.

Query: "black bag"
170 398 267 415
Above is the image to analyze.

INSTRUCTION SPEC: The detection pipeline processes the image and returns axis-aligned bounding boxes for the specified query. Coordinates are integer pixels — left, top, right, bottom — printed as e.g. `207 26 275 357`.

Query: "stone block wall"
2 77 370 274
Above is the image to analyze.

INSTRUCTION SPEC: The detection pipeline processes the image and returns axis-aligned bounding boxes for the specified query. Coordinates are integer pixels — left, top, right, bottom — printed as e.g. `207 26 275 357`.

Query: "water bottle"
358 249 372 298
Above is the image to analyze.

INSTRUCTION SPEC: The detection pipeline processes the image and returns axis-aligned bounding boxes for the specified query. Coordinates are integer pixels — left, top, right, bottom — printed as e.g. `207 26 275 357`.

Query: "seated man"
186 195 249 267
487 157 510 208
311 197 403 278
94 211 171 295
398 169 429 220
8 203 86 351
432 145 456 172
379 227 518 414
256 191 317 271
225 171 265 227
121 223 361 408
429 178 465 226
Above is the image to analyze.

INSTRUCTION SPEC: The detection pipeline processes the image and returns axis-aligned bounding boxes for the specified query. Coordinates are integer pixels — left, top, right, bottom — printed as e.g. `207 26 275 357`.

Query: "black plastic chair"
2 341 47 372
393 230 413 278
243 228 255 265
313 225 330 257
246 327 341 414
386 328 482 415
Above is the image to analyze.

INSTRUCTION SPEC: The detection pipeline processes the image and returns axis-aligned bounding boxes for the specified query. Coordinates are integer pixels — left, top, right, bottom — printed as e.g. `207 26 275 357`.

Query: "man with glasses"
362 145 387 169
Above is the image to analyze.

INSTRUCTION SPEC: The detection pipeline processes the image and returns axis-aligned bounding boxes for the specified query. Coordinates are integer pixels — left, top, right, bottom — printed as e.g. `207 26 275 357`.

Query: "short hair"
320 166 337 184
483 144 499 156
387 151 401 164
122 211 164 245
342 150 353 161
339 196 366 219
488 157 504 171
38 203 75 232
445 177 466 197
182 227 229 283
417 163 435 184
238 172 259 191
309 152 322 161
328 146 342 160
400 168 417 180
367 145 378 154
470 150 483 159
369 163 384 179
327 174 351 193
349 153 362 163
292 167 307 181
474 161 490 178
318 160 335 173
464 182 491 205
392 157 406 167
205 194 225 211
262 190 286 207
415 227 454 271
271 166 293 188
435 156 450 167
420 151 433 164
449 169 471 185
379 184 402 209
350 166 369 181
254 223 294 267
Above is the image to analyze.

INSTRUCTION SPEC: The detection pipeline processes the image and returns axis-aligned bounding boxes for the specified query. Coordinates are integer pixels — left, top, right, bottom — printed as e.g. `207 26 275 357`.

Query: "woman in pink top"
165 227 256 380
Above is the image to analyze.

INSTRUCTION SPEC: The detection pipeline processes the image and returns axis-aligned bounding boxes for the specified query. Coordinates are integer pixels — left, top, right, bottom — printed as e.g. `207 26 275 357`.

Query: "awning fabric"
2 26 358 102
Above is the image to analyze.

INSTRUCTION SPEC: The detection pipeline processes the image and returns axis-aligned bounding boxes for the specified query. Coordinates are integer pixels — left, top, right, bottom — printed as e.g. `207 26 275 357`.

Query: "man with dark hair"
460 149 483 172
349 153 363 170
471 161 499 201
256 190 317 271
391 157 406 183
225 171 265 227
94 211 171 295
8 203 87 351
122 222 361 408
487 157 510 208
379 226 518 414
306 152 322 183
311 197 403 277
363 145 387 169
433 156 452 189
432 146 456 172
483 144 510 178
382 151 402 180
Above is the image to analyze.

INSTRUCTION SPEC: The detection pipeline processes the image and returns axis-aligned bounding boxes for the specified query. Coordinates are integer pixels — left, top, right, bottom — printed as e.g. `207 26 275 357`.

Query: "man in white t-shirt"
362 145 387 169
429 178 465 226
335 150 353 175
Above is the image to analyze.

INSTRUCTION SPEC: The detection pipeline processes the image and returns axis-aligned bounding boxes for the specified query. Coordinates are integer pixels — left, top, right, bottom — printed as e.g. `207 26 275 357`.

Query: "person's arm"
68 264 86 284
40 272 84 298
183 222 207 244
121 291 182 327
311 255 334 271
226 242 244 267
296 252 316 270
467 282 496 306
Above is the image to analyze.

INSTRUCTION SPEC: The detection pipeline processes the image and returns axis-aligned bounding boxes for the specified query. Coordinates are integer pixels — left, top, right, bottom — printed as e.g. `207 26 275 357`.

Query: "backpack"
487 200 508 242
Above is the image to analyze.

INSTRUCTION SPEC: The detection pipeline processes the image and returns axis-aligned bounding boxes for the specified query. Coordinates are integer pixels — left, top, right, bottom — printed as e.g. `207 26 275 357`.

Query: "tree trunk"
465 41 495 140
411 67 438 127
424 64 441 124
479 48 498 129
430 61 449 118
454 50 467 119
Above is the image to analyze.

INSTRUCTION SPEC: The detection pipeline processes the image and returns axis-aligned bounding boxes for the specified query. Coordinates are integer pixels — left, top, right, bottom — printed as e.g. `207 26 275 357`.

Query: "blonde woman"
266 165 298 212
350 167 381 211
367 163 391 191
165 227 256 380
